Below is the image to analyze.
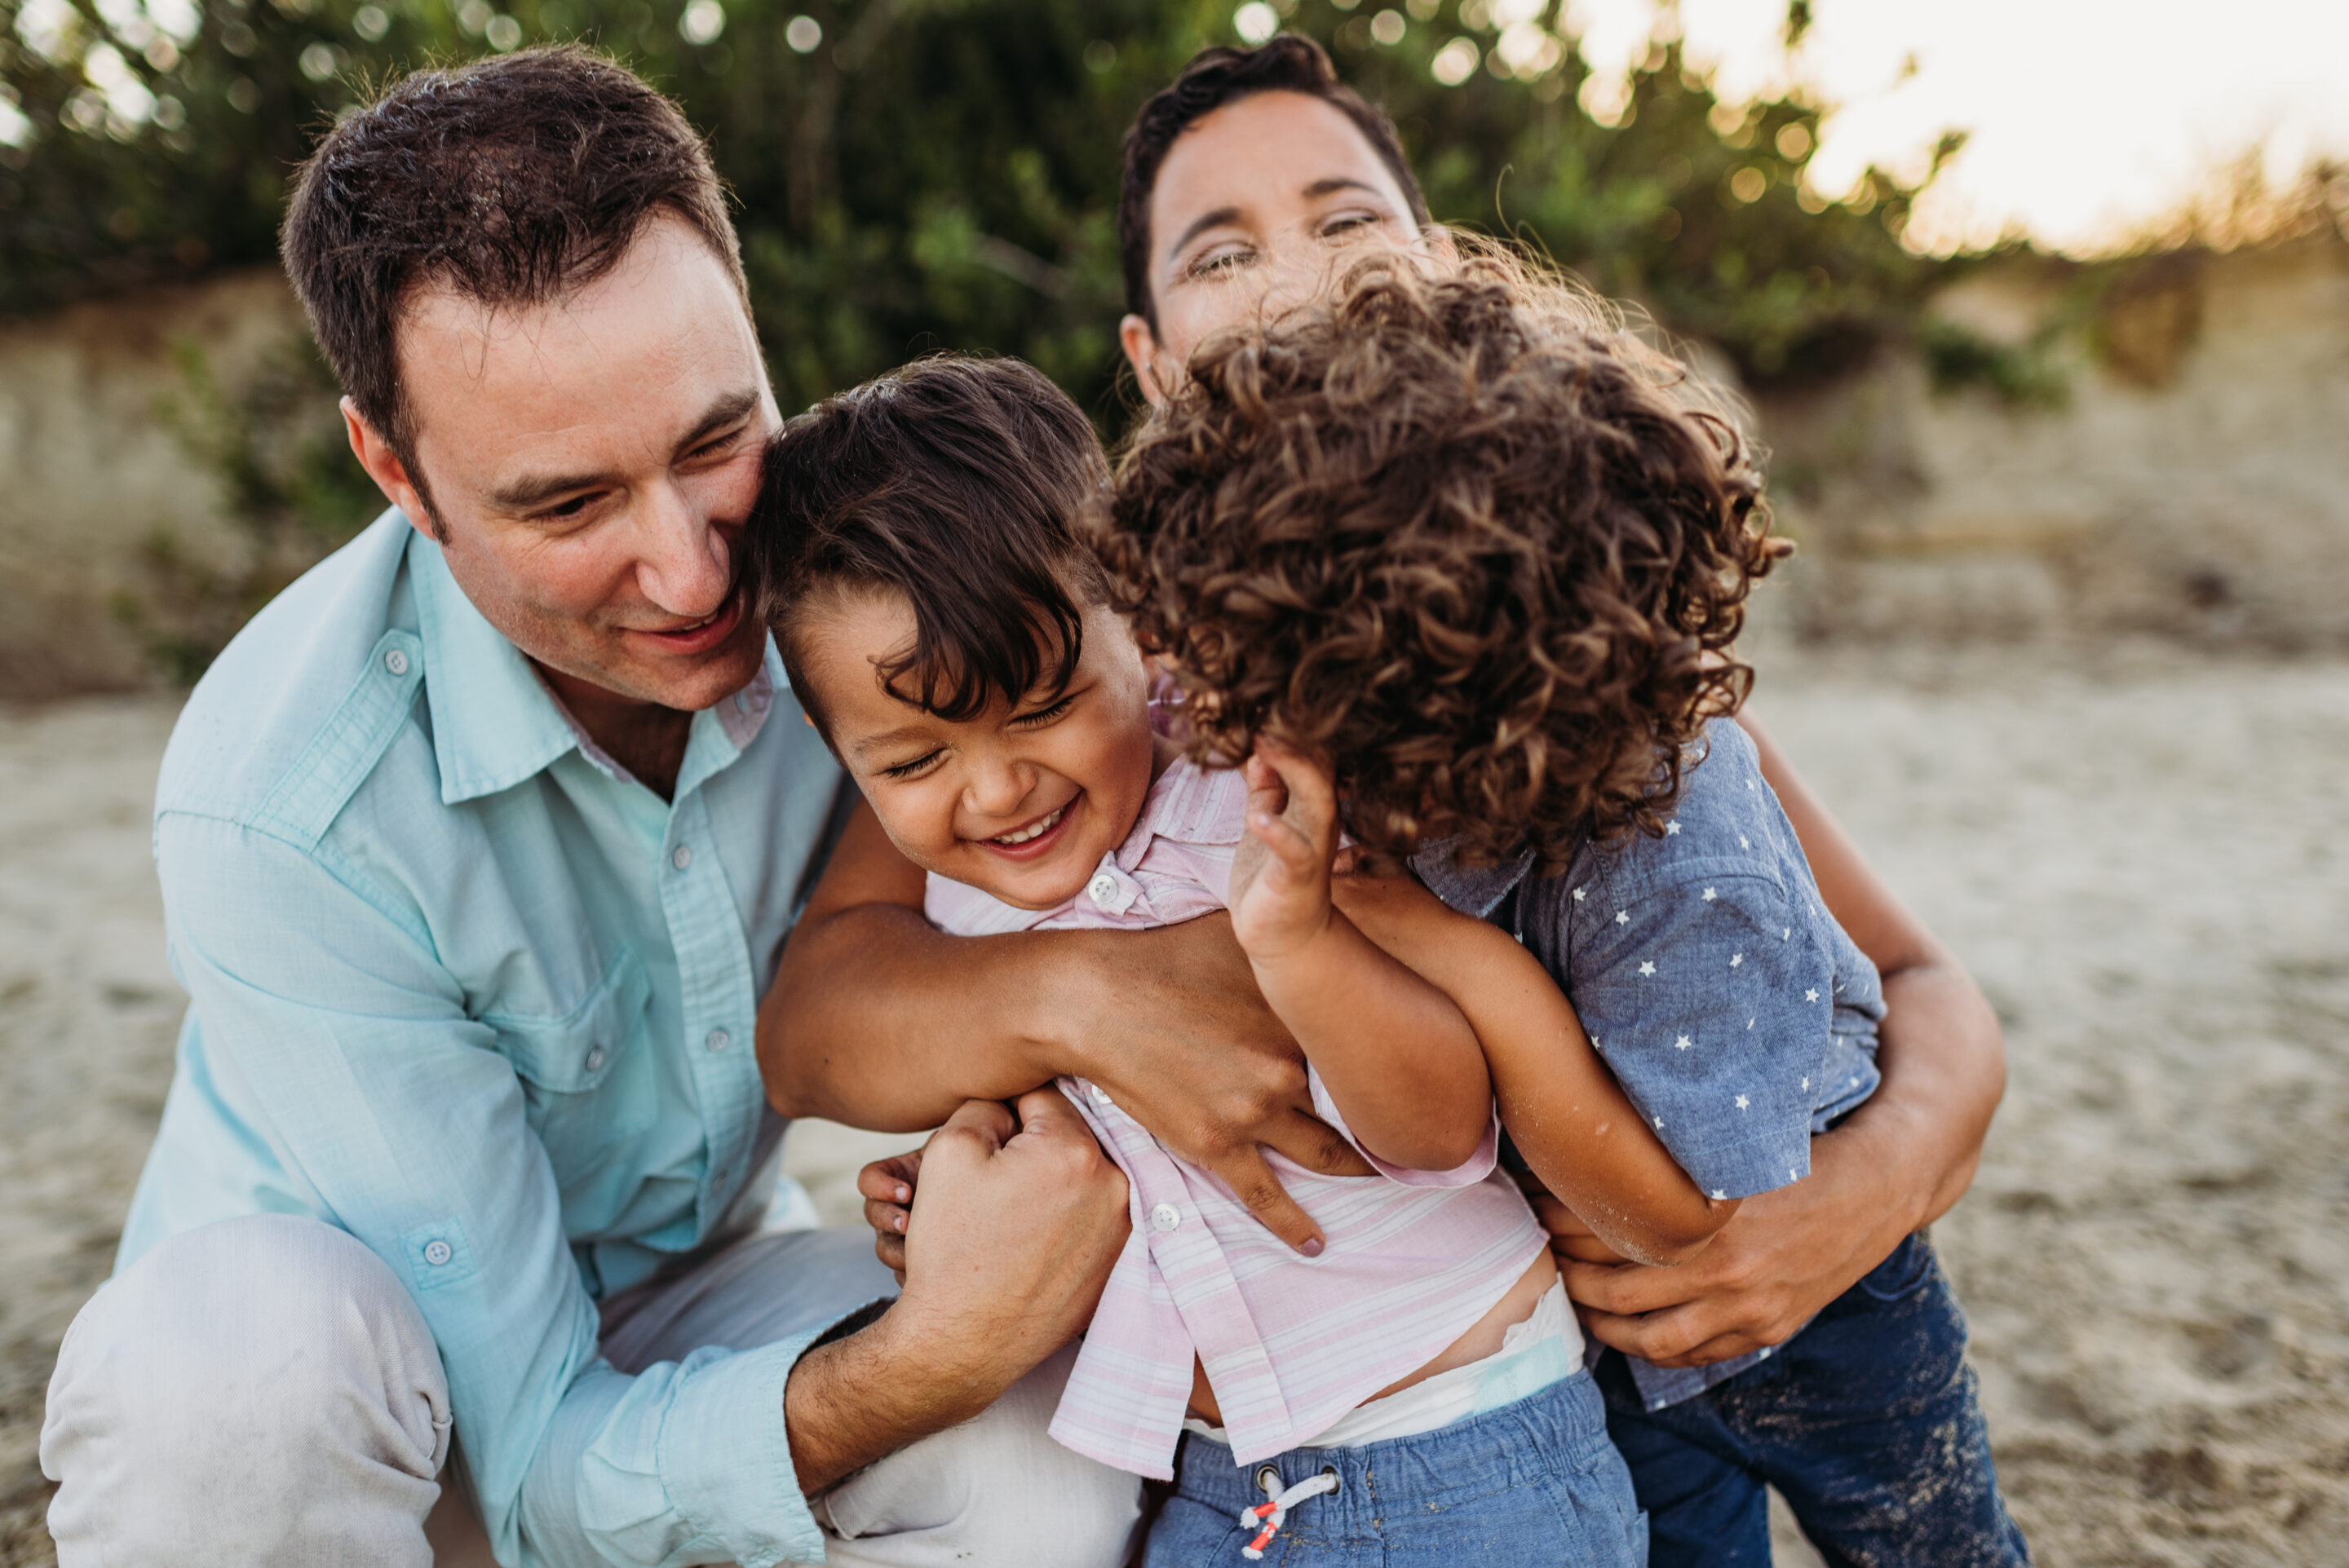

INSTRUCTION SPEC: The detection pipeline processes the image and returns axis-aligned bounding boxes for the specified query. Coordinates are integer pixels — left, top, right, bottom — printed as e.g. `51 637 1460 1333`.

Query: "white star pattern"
1747 1017 1755 1029
1712 1189 1727 1200
1729 953 1743 968
1738 835 1750 849
1791 1168 1799 1182
1615 909 1630 925
1735 1094 1750 1110
1783 927 1791 939
1702 887 1717 901
1572 886 1586 902
1805 989 1820 1002
1747 778 1757 791
1666 819 1681 835
1801 1076 1810 1090
1675 1035 1692 1050
1639 961 1657 976
1654 1116 1665 1129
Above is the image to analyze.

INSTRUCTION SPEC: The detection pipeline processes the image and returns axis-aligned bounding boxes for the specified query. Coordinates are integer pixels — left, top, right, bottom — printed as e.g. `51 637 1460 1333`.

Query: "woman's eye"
1321 211 1379 239
880 750 944 780
1188 244 1257 280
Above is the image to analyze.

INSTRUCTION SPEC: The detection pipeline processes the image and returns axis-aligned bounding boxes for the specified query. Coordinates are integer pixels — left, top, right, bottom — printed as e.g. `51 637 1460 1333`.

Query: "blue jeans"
1144 1370 1646 1566
1597 1233 2031 1568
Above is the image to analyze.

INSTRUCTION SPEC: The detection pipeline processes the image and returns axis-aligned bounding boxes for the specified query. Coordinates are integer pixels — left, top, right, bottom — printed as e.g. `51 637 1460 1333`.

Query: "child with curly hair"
1098 248 2028 1567
749 351 1735 1566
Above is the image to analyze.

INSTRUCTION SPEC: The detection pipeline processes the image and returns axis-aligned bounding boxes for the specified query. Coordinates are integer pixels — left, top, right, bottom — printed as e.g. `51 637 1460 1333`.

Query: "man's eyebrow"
487 386 765 514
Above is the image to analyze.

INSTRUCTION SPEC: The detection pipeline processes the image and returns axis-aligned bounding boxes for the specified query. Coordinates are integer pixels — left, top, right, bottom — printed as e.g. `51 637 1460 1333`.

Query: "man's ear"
341 396 436 539
1118 314 1171 411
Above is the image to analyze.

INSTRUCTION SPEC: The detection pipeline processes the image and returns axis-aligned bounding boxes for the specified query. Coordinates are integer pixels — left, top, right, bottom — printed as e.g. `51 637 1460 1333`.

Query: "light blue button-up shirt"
119 511 854 1567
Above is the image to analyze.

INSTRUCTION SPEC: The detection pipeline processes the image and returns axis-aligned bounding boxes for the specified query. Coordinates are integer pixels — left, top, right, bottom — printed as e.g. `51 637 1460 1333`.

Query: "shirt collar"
407 527 781 806
1409 835 1537 920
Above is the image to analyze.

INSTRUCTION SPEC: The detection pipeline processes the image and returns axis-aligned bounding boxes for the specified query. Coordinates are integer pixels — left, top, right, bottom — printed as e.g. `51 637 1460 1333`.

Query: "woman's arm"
1330 873 1736 1265
1738 708 2005 1232
759 801 1370 1256
1228 741 1491 1172
1544 713 2006 1366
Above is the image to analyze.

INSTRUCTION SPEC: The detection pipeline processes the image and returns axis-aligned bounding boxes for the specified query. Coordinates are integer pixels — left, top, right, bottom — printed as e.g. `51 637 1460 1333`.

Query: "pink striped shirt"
926 758 1548 1477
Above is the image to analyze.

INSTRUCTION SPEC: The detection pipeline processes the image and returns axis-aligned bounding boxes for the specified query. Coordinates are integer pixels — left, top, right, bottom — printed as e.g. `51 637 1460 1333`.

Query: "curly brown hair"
1095 248 1789 871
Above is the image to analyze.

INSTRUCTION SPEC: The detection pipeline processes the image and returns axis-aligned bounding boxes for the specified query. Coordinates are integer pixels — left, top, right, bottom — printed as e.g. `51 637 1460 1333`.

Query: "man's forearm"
782 1309 1004 1496
761 903 1091 1129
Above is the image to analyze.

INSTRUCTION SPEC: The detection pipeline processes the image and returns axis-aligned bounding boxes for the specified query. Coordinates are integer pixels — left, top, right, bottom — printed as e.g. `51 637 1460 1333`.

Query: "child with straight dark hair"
749 353 1733 1566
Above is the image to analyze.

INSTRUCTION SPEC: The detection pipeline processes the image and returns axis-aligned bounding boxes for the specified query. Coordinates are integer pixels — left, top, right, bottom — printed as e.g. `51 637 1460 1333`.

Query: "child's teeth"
993 804 1065 845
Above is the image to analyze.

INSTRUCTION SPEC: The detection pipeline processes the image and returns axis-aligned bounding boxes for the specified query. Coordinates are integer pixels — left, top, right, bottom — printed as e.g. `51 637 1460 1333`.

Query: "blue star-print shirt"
1411 717 1885 1409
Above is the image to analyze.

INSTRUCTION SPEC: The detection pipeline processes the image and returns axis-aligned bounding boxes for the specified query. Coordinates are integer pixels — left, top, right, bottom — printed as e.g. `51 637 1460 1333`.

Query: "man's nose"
633 482 734 620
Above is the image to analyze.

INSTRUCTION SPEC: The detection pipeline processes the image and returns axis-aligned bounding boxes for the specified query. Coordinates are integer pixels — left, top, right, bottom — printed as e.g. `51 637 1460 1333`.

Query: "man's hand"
785 1091 1130 1495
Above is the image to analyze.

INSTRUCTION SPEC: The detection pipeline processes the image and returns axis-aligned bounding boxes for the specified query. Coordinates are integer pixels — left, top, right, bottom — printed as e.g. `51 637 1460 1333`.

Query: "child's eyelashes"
878 749 944 781
1013 693 1078 727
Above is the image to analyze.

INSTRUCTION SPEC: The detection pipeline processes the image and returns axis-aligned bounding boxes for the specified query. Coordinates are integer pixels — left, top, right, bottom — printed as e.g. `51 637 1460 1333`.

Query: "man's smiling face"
356 213 778 717
1121 89 1435 406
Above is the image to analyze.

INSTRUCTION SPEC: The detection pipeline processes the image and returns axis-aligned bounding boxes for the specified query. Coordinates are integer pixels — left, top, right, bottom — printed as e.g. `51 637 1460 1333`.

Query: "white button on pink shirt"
925 757 1547 1478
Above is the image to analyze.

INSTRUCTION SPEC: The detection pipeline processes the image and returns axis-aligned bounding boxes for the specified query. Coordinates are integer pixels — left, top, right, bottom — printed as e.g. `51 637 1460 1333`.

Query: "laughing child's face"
793 590 1161 912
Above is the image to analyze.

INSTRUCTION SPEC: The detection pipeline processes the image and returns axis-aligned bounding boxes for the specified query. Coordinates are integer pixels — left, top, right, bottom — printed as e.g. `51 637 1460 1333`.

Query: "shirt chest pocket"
486 948 654 1145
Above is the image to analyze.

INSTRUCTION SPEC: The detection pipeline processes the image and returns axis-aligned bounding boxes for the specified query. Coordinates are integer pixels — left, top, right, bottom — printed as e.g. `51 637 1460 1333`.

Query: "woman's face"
1120 89 1436 407
792 590 1160 911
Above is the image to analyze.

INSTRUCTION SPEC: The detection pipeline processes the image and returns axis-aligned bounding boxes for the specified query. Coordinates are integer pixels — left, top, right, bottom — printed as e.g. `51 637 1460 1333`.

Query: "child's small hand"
1228 735 1341 964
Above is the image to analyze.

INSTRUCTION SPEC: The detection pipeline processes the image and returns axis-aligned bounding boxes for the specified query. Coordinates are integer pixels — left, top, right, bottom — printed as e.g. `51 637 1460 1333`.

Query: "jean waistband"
1172 1366 1612 1525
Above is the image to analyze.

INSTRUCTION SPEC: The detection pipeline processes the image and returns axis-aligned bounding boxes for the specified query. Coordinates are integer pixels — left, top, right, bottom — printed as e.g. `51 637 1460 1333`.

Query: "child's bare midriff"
1185 1248 1559 1427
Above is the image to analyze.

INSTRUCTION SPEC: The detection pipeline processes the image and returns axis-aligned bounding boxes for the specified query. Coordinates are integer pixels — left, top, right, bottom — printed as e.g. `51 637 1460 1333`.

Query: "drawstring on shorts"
1237 1464 1338 1560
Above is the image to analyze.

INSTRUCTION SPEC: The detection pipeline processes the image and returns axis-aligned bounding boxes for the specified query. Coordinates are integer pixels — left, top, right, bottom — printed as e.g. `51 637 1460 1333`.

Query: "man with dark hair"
38 46 1152 1567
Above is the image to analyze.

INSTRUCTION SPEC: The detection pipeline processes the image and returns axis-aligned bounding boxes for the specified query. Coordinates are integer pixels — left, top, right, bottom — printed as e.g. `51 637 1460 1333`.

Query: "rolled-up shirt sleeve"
157 811 841 1568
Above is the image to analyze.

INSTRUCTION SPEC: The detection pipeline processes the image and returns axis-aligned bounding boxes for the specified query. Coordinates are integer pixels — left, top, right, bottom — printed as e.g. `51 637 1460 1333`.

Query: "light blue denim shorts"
1143 1370 1648 1567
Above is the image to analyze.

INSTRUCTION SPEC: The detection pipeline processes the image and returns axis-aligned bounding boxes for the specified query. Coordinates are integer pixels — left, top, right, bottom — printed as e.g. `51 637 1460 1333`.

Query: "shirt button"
383 647 409 677
1089 1083 1113 1106
1150 1203 1181 1234
706 1028 731 1052
584 1046 606 1073
1087 872 1117 905
422 1239 452 1266
671 845 692 871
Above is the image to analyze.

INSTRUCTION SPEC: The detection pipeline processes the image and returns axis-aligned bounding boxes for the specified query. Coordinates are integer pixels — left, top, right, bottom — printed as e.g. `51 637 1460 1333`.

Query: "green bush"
4 0 1975 675
5 0 1960 408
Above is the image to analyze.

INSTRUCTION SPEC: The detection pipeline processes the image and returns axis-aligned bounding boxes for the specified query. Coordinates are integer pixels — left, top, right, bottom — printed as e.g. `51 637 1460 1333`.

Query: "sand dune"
2 641 2344 1565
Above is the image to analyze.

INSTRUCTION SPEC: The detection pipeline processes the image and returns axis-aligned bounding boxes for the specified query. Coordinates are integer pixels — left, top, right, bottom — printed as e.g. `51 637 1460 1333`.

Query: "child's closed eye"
879 749 945 780
1012 693 1077 727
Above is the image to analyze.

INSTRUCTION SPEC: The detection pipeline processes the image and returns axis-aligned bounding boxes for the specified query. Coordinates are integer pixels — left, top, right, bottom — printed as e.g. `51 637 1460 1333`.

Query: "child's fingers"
1246 808 1323 880
862 1195 910 1236
855 1153 919 1206
1250 735 1338 842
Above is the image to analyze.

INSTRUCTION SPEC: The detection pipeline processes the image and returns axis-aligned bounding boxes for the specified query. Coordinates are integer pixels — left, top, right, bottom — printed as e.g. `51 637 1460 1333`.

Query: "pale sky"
1560 0 2349 254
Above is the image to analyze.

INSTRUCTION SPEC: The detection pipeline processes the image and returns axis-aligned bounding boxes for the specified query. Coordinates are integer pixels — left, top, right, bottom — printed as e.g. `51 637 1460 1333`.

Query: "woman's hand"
1227 736 1341 964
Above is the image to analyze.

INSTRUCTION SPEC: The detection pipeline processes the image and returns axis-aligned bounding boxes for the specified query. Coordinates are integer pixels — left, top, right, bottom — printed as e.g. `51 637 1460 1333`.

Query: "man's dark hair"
745 356 1113 744
280 45 744 529
1119 33 1431 331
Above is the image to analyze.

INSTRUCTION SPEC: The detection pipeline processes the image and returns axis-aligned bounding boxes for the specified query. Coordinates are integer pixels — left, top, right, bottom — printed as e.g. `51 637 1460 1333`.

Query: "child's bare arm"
1228 740 1492 1172
1331 876 1737 1265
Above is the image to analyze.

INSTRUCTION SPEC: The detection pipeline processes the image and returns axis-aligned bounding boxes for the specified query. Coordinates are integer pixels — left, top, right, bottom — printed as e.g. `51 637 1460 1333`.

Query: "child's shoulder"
1571 718 1800 901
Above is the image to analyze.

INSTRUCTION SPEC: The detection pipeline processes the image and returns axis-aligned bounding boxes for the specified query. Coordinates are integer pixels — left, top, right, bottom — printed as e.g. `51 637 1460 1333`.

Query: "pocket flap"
489 947 652 1093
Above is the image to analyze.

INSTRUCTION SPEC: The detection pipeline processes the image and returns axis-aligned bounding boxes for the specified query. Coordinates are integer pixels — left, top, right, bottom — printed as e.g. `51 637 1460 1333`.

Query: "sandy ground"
2 640 2345 1566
